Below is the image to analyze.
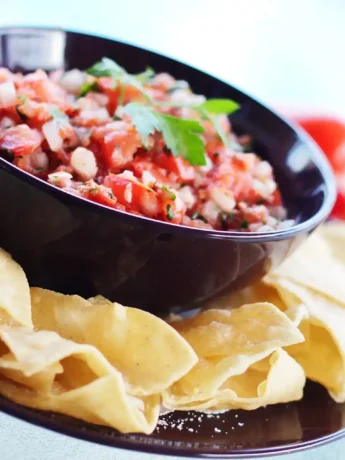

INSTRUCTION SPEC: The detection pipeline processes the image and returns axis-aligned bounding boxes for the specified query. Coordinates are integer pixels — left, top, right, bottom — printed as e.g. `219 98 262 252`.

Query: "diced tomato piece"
0 124 42 156
161 198 185 225
80 186 117 208
269 188 283 206
93 122 141 171
97 78 145 116
155 152 196 182
104 174 160 217
131 158 169 185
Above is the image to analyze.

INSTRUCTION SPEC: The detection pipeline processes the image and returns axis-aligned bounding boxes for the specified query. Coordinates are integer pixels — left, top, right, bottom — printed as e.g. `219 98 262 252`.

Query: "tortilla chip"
206 282 285 311
163 303 304 409
271 231 345 307
319 222 345 264
267 277 345 402
165 349 305 411
88 295 112 305
30 288 197 396
0 325 159 433
0 249 32 328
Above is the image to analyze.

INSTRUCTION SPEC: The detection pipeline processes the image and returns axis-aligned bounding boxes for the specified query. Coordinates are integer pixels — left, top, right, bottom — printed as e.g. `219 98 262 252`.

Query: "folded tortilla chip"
205 282 285 311
165 349 305 411
0 325 159 433
319 222 345 264
163 303 304 410
0 249 32 328
267 277 345 402
30 288 197 396
271 231 345 307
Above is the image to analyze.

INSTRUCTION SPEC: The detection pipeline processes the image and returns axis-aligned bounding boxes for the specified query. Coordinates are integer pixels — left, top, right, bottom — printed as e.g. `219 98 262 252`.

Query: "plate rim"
2 397 345 459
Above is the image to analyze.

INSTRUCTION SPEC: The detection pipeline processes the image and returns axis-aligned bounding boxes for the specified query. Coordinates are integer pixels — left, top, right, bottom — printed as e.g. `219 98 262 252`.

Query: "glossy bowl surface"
0 27 336 316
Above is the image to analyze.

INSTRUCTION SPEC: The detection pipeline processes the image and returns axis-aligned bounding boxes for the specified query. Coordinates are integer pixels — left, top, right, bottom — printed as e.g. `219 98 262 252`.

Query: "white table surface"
1 1 345 459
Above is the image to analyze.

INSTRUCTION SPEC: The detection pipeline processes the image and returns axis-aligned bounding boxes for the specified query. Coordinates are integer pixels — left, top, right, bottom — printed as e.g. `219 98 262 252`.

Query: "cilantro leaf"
79 80 98 97
154 98 239 149
87 57 123 77
122 102 206 165
166 204 174 220
135 67 155 84
194 99 239 148
160 114 206 166
198 98 240 115
87 57 152 103
122 103 161 148
199 108 230 148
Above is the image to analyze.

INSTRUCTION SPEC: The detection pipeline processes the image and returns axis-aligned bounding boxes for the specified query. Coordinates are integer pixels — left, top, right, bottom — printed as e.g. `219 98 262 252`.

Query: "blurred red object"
281 111 345 219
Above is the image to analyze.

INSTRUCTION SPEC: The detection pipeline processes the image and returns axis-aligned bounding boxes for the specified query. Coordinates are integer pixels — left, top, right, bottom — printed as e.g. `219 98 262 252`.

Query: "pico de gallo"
0 58 292 232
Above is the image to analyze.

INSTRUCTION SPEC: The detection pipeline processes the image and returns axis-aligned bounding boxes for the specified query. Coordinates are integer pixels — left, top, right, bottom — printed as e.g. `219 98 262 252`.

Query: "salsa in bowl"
0 58 291 233
0 27 336 314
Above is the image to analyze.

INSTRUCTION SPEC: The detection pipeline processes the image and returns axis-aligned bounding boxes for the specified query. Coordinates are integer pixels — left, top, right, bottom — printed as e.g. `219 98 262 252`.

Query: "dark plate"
1 381 345 458
0 26 341 458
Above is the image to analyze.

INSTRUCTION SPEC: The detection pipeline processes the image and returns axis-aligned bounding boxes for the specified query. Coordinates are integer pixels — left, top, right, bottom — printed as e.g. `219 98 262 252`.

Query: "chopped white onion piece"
202 200 220 223
70 147 97 180
42 120 63 152
142 170 157 188
210 187 235 212
0 116 15 129
30 151 49 170
0 82 16 108
200 155 213 173
48 171 73 188
177 186 196 209
254 161 272 179
60 69 86 95
117 170 136 181
124 182 133 203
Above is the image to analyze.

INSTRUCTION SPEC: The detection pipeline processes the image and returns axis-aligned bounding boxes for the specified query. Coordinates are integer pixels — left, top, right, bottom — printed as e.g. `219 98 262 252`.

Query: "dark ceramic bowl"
0 27 336 315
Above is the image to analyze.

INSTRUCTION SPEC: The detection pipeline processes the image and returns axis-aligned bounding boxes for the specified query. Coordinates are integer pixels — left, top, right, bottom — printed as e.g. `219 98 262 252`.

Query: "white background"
1 2 345 459
2 0 345 118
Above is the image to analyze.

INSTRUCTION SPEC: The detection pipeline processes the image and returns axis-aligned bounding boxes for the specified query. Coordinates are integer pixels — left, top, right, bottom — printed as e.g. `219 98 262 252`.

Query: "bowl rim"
0 25 337 243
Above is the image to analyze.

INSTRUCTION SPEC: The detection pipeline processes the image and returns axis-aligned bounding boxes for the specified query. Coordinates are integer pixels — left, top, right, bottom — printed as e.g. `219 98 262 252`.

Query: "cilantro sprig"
122 103 206 166
86 58 241 166
87 57 153 104
156 98 240 148
79 80 98 97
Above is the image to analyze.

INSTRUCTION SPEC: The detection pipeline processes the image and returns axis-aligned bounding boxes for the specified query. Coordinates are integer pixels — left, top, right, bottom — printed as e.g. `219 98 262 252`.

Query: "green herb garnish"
161 184 176 200
87 57 152 103
166 204 174 220
155 98 240 149
135 67 155 84
122 102 206 166
79 80 98 97
219 213 228 230
198 99 240 115
191 212 208 223
240 219 249 229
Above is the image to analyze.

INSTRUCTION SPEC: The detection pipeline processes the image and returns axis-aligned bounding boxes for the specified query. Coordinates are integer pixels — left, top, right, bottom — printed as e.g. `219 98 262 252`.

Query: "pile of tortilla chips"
0 222 345 434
